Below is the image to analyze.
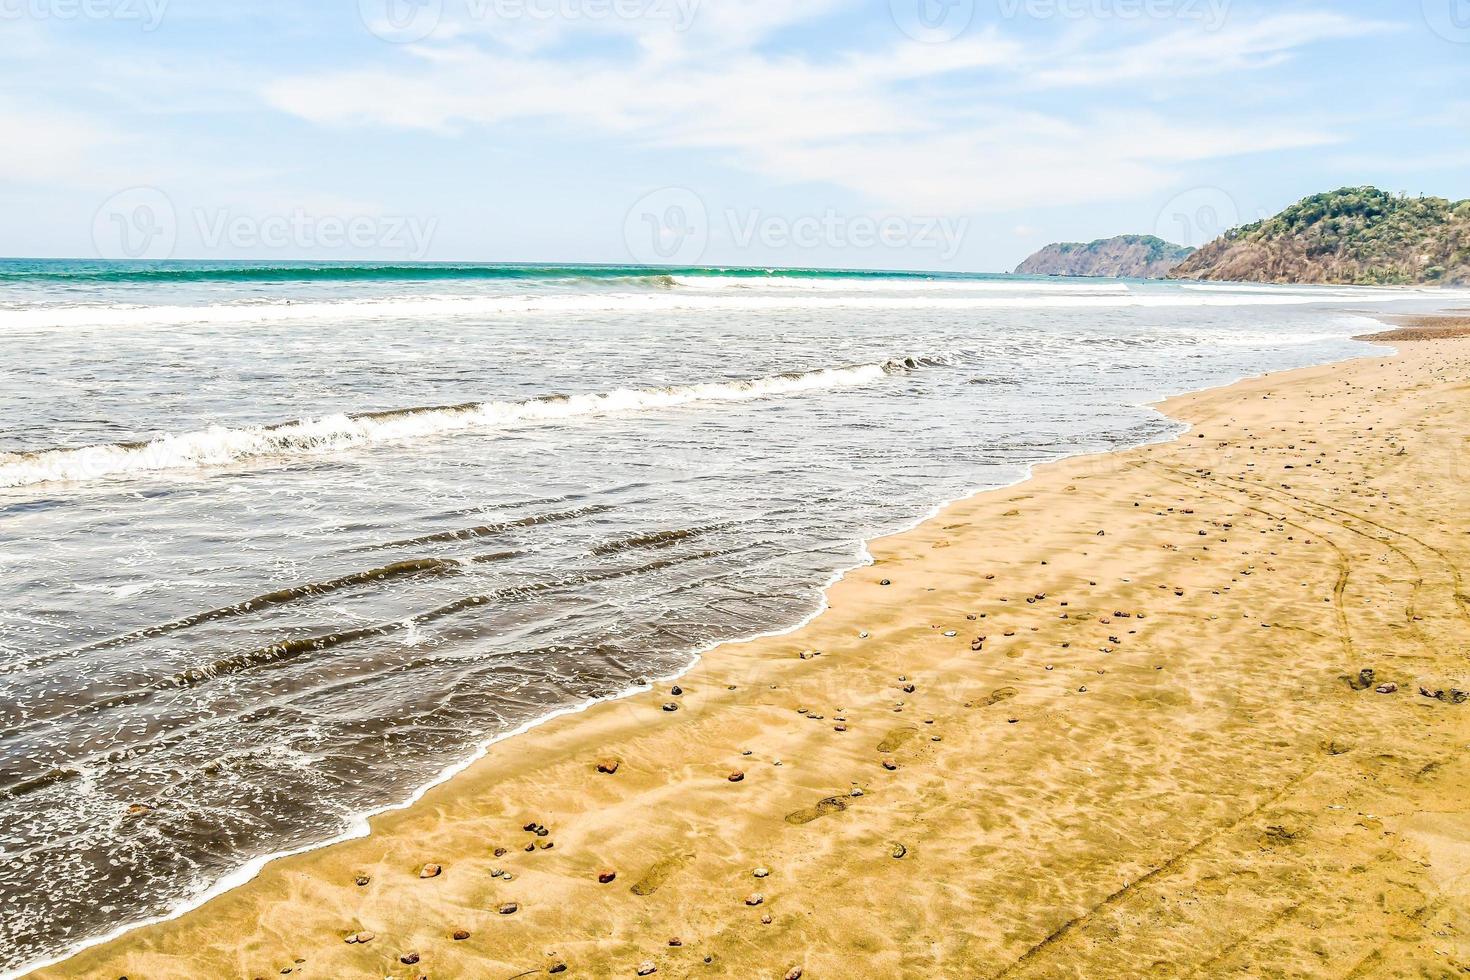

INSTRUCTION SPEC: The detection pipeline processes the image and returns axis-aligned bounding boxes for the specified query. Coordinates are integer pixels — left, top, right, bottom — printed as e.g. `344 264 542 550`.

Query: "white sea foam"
0 363 894 489
1181 282 1392 295
0 283 1429 331
669 275 1132 293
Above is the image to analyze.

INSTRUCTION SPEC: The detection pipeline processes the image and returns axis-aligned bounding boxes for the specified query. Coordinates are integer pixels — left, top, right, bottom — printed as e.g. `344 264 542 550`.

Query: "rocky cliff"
1015 235 1195 279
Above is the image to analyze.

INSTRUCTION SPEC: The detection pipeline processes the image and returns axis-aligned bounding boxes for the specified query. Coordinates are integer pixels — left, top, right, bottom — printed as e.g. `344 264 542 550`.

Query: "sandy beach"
1366 314 1470 342
28 336 1470 980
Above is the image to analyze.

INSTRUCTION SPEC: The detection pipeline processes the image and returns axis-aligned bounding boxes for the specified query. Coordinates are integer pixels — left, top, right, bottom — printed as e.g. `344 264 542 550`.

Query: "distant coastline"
1015 234 1194 279
1017 187 1470 289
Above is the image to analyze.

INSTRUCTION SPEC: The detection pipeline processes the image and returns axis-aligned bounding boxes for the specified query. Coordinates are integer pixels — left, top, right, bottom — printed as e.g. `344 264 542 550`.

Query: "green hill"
1171 187 1470 286
1015 235 1195 279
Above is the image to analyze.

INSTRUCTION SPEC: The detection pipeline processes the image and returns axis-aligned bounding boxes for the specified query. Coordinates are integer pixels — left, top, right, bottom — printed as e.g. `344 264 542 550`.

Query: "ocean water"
0 260 1454 973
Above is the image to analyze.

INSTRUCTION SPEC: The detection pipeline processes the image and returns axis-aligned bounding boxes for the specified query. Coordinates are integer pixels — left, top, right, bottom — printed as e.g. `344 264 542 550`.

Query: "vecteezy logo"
890 0 975 43
623 188 709 265
92 187 178 260
1423 0 1470 42
358 0 442 42
1154 187 1241 251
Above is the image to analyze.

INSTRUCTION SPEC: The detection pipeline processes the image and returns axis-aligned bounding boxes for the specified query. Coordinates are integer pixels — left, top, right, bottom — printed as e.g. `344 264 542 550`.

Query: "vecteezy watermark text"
0 0 168 29
727 211 969 259
474 0 699 28
890 0 976 43
92 188 438 260
358 0 699 42
890 0 1229 42
1154 186 1241 250
623 188 969 265
1422 0 1470 43
195 209 437 257
996 0 1229 29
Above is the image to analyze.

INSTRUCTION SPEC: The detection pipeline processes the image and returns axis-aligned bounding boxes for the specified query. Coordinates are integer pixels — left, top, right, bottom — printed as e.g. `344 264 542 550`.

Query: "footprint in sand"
876 727 921 754
630 852 695 896
981 687 1019 708
785 797 850 825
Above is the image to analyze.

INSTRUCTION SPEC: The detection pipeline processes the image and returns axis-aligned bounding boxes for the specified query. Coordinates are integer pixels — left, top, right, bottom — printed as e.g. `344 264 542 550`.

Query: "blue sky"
2 0 1468 271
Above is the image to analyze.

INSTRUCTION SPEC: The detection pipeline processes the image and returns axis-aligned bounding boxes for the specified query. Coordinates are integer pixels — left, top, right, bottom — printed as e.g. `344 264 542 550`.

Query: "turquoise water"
0 260 1456 974
0 259 977 285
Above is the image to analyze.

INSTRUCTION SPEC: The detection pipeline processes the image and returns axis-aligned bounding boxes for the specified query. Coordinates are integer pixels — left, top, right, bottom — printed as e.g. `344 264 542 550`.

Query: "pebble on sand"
663 703 680 712
637 962 658 976
400 953 421 965
786 969 804 980
597 759 621 774
345 931 375 944
745 893 765 906
419 864 442 879
1377 683 1399 694
452 930 471 941
728 771 746 782
499 903 520 915
753 867 770 878
599 870 618 884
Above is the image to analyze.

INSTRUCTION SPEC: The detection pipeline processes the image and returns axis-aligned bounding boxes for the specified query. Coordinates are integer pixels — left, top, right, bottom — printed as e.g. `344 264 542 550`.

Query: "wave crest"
0 361 913 489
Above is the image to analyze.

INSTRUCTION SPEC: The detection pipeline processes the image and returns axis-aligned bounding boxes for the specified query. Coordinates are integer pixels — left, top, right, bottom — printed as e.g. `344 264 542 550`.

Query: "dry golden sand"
32 342 1470 980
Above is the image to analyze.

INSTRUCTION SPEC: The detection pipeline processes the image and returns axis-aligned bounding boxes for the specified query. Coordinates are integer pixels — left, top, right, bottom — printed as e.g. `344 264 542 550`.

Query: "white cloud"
1029 12 1394 87
257 8 1374 212
0 102 115 184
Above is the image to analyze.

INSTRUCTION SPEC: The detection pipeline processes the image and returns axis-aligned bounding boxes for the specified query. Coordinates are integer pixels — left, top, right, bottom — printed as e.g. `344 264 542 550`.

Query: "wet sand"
29 340 1470 979
1361 314 1470 341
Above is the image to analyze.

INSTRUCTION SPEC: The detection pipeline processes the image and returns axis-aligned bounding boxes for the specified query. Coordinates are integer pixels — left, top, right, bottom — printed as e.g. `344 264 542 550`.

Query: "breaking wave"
0 261 960 287
0 361 919 489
